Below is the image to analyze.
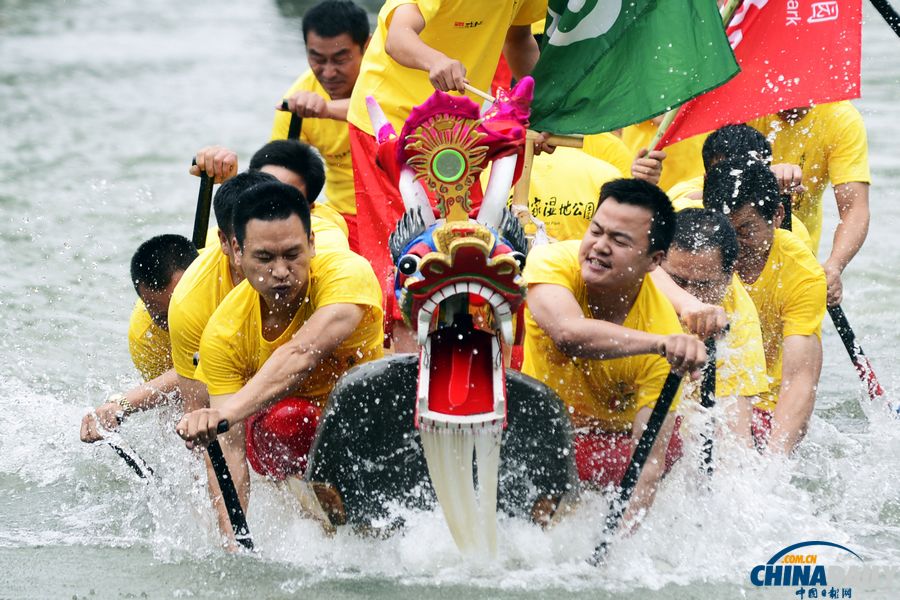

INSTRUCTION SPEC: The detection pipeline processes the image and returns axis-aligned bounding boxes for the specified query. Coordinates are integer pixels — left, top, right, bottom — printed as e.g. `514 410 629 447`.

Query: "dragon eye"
398 254 421 275
432 148 466 183
510 251 526 270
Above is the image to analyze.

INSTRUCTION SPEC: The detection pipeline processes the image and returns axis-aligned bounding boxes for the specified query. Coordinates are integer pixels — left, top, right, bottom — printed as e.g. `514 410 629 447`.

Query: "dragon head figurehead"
365 79 533 555
367 78 532 433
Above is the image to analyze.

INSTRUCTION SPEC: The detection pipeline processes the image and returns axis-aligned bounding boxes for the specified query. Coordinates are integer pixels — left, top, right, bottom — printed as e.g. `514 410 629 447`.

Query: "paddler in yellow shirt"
662 209 769 447
81 234 198 442
176 181 383 542
748 102 871 306
522 178 707 529
621 117 708 193
168 171 279 414
704 158 826 454
667 124 813 250
274 0 370 251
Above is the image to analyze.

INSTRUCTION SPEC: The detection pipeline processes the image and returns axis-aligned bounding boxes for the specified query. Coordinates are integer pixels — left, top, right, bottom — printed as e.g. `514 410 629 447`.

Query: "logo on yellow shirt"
453 20 483 28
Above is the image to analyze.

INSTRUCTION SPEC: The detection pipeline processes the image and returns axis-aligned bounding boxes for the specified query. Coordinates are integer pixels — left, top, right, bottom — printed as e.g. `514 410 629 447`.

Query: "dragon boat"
302 77 579 554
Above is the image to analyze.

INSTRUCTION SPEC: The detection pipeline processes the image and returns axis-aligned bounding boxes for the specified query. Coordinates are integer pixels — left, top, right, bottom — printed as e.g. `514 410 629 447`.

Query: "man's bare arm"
384 4 466 93
620 409 677 530
527 283 706 373
502 25 539 79
823 181 870 306
177 303 365 444
649 269 727 339
768 334 823 454
80 368 181 443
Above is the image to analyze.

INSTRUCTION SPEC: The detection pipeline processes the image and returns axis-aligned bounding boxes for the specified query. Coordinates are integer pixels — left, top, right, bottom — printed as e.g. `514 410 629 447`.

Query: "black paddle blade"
305 354 578 528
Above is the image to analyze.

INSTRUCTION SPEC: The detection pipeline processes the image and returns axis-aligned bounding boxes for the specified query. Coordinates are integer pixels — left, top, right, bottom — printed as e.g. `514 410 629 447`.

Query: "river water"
1 1 899 598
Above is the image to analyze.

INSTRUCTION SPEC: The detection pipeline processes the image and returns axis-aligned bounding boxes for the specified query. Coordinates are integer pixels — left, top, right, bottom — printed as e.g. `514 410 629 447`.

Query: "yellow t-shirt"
623 120 708 193
195 250 384 406
709 275 768 398
347 0 547 135
311 213 350 252
168 247 236 379
581 132 632 178
748 101 870 251
127 299 173 381
521 241 683 433
517 147 621 242
272 71 356 218
741 229 826 411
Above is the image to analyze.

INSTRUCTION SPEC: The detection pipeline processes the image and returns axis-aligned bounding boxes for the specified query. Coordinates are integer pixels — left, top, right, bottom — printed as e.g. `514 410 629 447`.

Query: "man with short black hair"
176 181 383 542
663 209 769 447
275 0 371 250
81 234 197 443
704 158 826 453
522 178 707 529
249 139 349 249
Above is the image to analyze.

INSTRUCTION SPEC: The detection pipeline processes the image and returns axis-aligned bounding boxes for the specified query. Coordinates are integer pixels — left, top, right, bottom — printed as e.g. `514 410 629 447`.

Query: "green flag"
530 0 739 135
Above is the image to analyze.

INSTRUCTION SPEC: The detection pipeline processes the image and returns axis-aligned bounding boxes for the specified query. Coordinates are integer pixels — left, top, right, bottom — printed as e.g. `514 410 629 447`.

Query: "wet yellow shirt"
709 275 768 399
582 132 632 177
518 147 621 242
347 0 547 135
168 247 236 379
311 214 350 252
748 101 870 251
272 70 356 219
741 229 826 411
195 250 384 406
521 241 683 433
127 299 172 381
623 120 708 192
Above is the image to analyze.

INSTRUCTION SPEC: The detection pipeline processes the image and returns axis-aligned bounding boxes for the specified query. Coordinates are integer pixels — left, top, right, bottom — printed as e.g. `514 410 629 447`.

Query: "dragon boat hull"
304 354 577 528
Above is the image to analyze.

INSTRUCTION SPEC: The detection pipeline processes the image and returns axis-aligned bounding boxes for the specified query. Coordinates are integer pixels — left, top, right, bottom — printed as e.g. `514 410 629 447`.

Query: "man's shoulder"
523 240 582 289
203 280 258 340
171 247 227 307
773 229 825 279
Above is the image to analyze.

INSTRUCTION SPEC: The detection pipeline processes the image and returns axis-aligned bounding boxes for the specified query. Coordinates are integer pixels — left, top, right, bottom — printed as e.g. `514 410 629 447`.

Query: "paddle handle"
190 157 214 250
700 338 718 477
206 438 254 550
827 305 885 402
869 0 900 37
281 100 303 140
591 371 682 563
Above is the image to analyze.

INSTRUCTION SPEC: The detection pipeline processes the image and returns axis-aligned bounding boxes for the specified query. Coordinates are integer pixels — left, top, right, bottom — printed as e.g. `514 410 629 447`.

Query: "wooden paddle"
699 337 718 476
590 371 683 564
187 163 254 550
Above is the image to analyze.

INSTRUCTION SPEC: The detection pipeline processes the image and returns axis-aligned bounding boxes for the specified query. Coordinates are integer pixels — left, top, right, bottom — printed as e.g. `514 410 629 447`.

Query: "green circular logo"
433 148 466 183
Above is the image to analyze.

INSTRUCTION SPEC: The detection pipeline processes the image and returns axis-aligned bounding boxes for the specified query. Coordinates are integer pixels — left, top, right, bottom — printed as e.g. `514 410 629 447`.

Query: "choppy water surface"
1 1 899 598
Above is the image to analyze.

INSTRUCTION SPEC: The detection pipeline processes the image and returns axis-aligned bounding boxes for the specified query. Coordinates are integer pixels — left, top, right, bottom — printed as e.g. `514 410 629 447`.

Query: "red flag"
658 0 861 148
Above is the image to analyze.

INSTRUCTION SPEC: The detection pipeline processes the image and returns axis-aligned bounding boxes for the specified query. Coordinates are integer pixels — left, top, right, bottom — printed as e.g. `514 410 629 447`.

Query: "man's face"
234 215 315 309
777 106 810 123
578 198 663 290
727 204 774 266
260 165 309 199
306 31 364 100
138 270 184 331
663 247 730 305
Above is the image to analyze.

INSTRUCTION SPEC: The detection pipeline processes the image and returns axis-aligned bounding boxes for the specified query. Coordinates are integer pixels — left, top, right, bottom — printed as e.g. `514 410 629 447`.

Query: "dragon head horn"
366 95 396 143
